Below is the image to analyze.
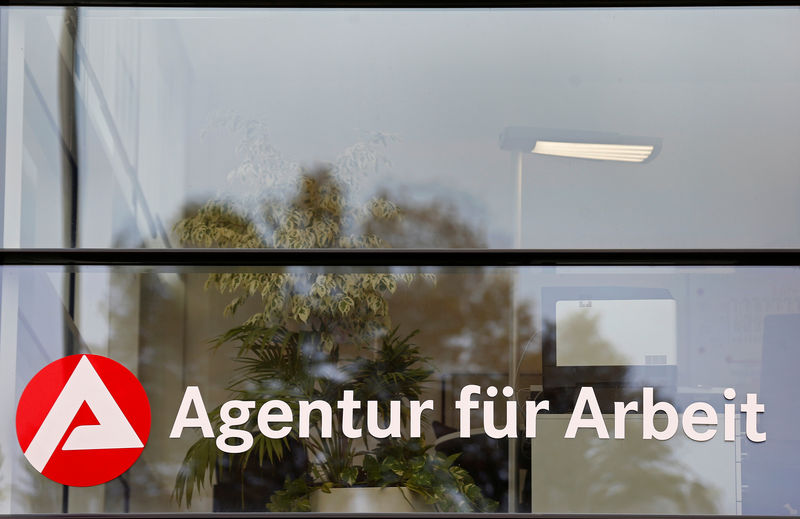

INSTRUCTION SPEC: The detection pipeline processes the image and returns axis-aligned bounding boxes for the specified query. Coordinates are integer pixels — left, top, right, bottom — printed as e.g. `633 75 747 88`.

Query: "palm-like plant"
172 324 434 506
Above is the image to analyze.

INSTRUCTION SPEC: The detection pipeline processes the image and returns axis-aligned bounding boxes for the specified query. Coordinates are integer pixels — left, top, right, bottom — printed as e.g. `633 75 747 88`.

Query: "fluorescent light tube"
532 141 655 162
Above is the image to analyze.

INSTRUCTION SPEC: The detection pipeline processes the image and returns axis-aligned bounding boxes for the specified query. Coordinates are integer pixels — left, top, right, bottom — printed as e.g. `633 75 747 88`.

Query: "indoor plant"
269 436 496 512
172 121 494 512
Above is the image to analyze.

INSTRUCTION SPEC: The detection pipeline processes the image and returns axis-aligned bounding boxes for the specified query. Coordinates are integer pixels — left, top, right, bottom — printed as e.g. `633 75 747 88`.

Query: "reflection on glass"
4 7 800 249
2 265 800 513
555 299 677 367
531 415 729 514
2 6 800 514
171 163 501 510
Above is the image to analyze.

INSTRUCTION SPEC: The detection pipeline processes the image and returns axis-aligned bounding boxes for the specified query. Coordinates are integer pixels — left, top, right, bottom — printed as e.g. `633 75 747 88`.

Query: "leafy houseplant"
173 321 496 512
270 436 496 512
172 123 495 512
217 327 495 513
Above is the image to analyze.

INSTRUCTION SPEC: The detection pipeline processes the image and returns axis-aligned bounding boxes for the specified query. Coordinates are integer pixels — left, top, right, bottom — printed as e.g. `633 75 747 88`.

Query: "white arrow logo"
23 355 144 472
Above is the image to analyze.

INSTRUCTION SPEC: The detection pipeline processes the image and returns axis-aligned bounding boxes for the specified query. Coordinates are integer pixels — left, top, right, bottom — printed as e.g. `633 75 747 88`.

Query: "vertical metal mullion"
59 6 80 356
58 6 80 513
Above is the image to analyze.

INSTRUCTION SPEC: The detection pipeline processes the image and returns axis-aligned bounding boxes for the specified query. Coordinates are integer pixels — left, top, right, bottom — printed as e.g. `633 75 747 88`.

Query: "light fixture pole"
499 126 660 512
509 149 522 512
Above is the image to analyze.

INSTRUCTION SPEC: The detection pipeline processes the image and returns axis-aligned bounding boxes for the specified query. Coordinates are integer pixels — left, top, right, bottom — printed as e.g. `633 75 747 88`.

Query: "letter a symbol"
23 356 144 472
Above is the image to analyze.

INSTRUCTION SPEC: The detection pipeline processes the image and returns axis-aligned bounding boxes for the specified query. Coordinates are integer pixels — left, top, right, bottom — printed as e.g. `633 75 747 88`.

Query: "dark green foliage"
362 438 498 512
175 327 496 512
269 438 497 513
267 477 313 512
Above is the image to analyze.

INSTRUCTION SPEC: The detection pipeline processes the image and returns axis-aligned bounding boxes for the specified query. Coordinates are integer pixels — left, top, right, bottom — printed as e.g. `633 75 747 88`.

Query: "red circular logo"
16 355 151 487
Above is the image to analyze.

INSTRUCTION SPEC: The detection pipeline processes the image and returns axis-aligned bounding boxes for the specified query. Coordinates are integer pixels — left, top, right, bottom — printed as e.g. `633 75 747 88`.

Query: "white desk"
530 414 740 514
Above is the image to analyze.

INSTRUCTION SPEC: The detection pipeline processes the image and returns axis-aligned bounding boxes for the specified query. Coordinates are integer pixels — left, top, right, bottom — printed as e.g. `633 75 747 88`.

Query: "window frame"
2 2 799 517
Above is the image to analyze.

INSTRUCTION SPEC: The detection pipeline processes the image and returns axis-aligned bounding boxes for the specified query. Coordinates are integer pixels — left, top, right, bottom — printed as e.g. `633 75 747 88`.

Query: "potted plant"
171 124 495 511
172 316 496 512
256 326 495 512
270 435 496 512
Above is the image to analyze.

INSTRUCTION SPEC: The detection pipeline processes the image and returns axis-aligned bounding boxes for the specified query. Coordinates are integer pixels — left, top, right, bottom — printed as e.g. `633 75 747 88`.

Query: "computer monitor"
541 287 678 409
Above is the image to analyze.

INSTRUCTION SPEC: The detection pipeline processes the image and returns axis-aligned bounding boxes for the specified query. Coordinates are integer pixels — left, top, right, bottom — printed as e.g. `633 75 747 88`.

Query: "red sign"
16 355 151 487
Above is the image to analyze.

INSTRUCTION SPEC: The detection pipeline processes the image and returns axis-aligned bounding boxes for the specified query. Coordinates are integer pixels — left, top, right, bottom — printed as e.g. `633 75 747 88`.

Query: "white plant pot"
310 486 434 513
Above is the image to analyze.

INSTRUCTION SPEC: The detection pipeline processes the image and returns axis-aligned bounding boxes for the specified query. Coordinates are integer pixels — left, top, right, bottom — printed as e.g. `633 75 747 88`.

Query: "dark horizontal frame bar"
3 248 800 267
3 0 800 7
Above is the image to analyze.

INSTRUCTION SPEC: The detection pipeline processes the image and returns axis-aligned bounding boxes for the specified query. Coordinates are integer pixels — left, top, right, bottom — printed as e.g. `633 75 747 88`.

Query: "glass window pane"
1 263 798 514
2 6 799 248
